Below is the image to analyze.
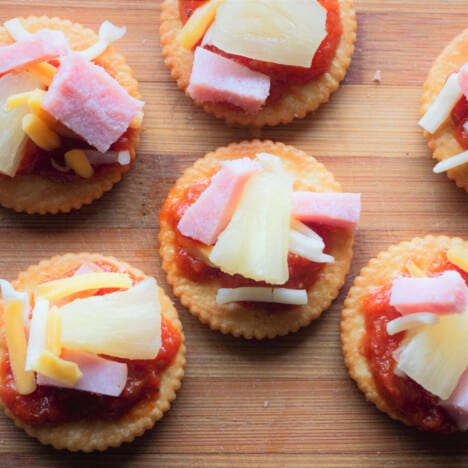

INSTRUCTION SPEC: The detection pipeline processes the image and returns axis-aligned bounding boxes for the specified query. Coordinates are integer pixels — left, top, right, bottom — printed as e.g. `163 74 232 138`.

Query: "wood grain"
0 0 467 466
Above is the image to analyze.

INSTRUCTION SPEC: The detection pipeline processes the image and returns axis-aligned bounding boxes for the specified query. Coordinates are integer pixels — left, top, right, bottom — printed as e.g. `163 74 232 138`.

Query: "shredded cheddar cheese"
35 272 132 301
177 0 225 50
64 149 94 179
27 62 57 87
4 300 37 395
22 113 61 151
33 350 82 386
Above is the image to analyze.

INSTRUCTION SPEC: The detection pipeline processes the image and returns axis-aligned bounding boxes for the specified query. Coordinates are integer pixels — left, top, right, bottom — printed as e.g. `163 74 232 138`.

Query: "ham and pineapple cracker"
160 0 356 127
341 236 468 432
420 28 468 191
0 17 143 214
0 253 185 452
159 140 356 339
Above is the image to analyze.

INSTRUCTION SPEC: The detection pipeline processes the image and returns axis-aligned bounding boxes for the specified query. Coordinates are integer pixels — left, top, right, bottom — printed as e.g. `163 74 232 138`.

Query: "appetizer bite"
0 254 185 451
159 140 360 339
160 0 356 126
341 236 468 433
419 28 468 191
0 17 144 214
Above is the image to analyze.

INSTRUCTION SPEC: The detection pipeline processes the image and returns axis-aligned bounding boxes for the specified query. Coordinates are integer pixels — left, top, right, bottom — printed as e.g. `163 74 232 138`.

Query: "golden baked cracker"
0 253 185 452
420 28 468 192
0 17 143 214
160 0 356 127
341 235 467 431
159 140 355 339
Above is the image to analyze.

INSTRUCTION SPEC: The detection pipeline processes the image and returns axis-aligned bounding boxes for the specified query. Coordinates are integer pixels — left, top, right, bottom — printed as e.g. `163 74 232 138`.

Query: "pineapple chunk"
211 0 327 67
60 278 161 360
396 312 468 399
209 169 293 284
0 72 43 176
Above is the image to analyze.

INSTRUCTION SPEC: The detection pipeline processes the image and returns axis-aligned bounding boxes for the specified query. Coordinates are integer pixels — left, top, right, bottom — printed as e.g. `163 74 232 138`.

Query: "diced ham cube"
187 47 270 114
36 349 128 397
178 158 260 245
0 29 69 75
292 192 361 229
458 63 468 98
390 270 468 315
440 366 468 430
42 53 144 153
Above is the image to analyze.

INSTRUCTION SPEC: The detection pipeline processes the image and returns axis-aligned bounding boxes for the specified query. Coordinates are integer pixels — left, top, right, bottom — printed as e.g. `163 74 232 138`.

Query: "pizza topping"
0 28 69 76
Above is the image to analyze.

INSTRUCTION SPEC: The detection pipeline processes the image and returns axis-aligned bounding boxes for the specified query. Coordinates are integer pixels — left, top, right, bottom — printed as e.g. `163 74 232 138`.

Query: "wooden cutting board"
0 1 467 466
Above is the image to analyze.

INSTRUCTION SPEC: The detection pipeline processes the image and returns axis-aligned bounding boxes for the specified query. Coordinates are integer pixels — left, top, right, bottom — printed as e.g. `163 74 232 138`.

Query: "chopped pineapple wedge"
209 168 293 284
211 0 327 67
396 312 468 399
0 72 43 176
60 278 161 360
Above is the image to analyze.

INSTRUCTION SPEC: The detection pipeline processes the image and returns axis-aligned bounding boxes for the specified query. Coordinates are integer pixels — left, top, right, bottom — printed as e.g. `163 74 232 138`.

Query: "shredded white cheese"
386 312 440 336
433 150 468 173
4 18 31 41
216 287 307 305
418 73 463 134
79 21 126 61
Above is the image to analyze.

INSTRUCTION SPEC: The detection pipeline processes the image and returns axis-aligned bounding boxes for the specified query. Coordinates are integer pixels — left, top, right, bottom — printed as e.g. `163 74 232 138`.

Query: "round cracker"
341 235 467 432
160 0 356 127
159 140 355 339
0 253 185 452
420 28 468 192
0 17 143 214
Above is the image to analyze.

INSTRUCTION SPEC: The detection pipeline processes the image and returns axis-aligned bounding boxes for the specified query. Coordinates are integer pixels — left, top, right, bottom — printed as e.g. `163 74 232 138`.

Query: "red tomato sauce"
178 0 343 103
362 253 467 432
0 266 182 426
159 181 330 294
452 96 468 149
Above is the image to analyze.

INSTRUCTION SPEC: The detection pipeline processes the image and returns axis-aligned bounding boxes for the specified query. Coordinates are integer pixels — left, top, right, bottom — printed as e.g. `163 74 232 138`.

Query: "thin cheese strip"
419 73 463 133
79 21 126 61
404 259 427 278
27 62 57 87
447 244 468 273
25 299 49 371
45 306 62 356
4 18 31 40
177 0 225 50
33 350 82 386
433 150 468 173
386 312 440 336
4 300 36 395
64 149 94 179
35 272 132 301
216 287 307 305
22 113 61 151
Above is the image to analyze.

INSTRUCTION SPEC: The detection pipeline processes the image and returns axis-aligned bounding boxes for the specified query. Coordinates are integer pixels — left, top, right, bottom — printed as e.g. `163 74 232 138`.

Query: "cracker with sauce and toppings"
160 0 356 127
0 253 185 451
159 140 358 339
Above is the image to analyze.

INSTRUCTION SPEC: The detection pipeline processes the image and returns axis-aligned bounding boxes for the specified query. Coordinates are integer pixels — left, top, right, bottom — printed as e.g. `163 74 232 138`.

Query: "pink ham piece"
42 53 144 153
292 192 361 229
458 63 468 98
36 349 128 397
440 366 468 430
178 157 260 245
187 47 270 114
390 270 468 315
0 29 69 76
